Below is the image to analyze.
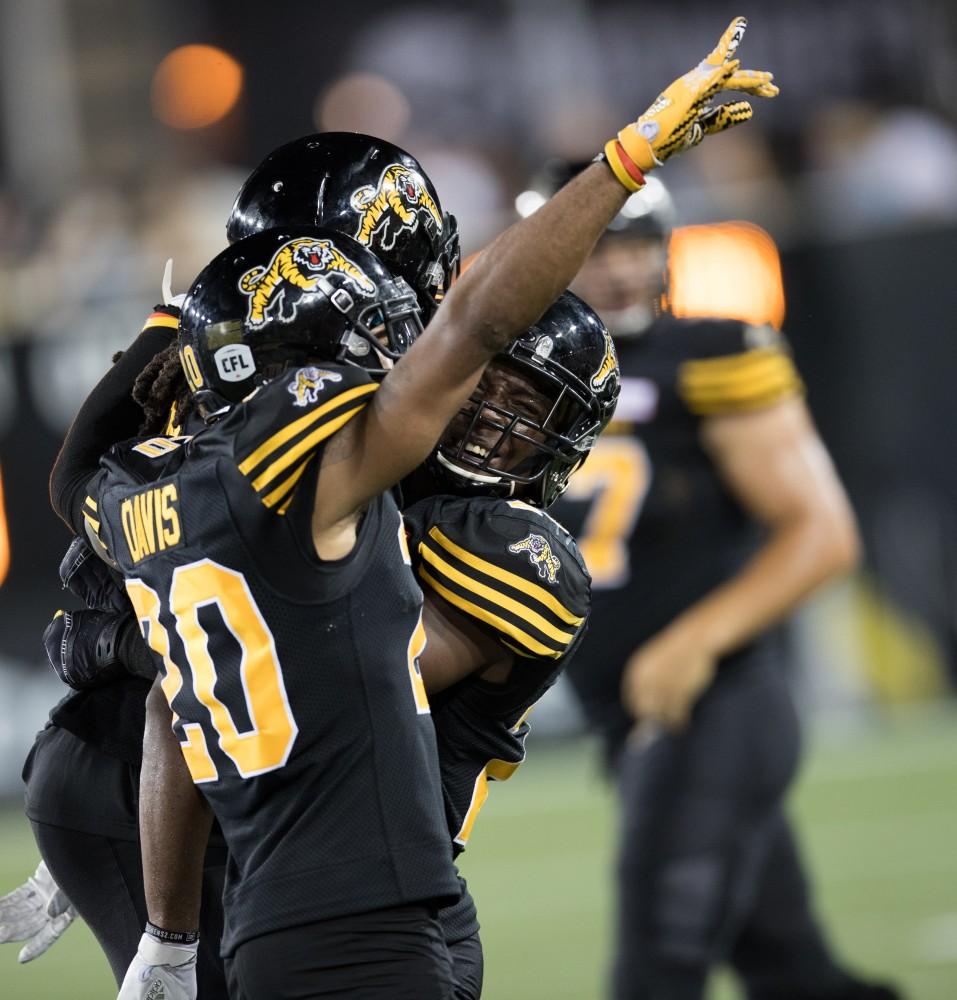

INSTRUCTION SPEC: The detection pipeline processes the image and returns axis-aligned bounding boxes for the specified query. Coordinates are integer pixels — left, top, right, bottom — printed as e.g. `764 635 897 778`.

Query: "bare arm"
679 397 859 653
419 593 514 695
624 397 860 729
314 162 628 529
140 678 211 932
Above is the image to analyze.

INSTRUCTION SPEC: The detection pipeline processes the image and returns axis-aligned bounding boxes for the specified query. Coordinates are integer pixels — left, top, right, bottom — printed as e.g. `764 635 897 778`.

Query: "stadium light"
151 44 244 130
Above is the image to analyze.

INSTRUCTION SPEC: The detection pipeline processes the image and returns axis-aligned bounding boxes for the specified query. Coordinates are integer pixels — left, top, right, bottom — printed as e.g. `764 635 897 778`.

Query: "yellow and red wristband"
602 138 646 193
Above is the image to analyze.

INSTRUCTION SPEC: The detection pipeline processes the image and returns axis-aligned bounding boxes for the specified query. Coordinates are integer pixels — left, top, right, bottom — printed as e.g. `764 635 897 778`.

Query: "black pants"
227 903 455 999
448 932 484 1000
611 655 852 1000
23 725 228 996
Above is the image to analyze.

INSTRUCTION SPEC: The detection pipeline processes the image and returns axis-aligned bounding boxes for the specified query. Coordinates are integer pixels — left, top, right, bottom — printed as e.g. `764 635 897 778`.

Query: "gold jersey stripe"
685 384 803 416
420 542 576 646
142 312 179 332
419 566 563 660
454 756 523 846
683 371 802 410
248 401 370 495
680 351 794 388
681 347 784 374
682 363 800 402
82 511 101 534
428 526 583 627
237 383 377 477
262 457 312 509
84 496 98 512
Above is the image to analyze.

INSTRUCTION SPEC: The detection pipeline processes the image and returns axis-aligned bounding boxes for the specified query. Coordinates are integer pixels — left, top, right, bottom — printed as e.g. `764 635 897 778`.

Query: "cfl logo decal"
351 164 443 252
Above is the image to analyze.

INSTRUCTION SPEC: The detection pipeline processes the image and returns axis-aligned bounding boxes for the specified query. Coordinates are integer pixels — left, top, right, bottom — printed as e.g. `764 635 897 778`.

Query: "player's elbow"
809 500 861 581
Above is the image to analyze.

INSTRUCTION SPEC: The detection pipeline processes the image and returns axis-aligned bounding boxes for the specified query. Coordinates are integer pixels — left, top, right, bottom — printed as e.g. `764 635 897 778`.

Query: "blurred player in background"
547 171 902 999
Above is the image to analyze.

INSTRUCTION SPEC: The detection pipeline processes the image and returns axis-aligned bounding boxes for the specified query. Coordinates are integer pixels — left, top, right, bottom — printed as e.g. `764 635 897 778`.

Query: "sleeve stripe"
680 347 787 376
248 401 367 496
680 354 796 389
419 542 576 646
142 312 179 332
83 496 98 513
261 457 313 510
419 566 564 659
428 526 584 626
82 511 101 534
682 365 800 402
453 755 524 847
237 383 378 478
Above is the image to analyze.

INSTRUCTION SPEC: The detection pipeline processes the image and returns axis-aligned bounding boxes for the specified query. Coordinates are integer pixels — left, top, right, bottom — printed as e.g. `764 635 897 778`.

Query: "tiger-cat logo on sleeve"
239 238 375 327
351 165 442 252
508 533 562 585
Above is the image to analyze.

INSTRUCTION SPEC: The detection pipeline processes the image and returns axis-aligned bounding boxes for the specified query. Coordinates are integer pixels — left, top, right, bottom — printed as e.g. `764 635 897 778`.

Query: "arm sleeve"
677 321 803 417
50 308 179 535
406 495 591 661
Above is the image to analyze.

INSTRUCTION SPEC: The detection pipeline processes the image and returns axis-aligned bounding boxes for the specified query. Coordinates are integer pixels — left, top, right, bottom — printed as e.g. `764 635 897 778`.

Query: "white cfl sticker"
214 344 255 382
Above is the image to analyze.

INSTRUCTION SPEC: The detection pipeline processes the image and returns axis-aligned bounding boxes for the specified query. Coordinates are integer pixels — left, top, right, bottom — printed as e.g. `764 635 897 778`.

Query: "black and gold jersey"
404 494 591 854
553 313 803 744
85 364 459 955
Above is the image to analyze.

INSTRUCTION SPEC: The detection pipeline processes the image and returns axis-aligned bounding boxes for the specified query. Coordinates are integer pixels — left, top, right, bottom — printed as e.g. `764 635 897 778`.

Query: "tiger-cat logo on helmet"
351 165 442 253
239 238 375 327
591 329 618 391
508 533 562 585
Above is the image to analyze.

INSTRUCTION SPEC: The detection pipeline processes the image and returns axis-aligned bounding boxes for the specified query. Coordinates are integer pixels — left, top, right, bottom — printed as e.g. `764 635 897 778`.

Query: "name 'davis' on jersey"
121 484 183 564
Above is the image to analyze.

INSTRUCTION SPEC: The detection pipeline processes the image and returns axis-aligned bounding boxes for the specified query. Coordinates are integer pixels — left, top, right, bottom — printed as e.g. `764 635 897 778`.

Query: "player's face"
440 361 554 473
572 235 667 329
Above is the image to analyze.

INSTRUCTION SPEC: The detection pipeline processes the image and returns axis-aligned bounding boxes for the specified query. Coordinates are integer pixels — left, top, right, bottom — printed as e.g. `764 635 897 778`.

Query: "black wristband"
145 921 199 945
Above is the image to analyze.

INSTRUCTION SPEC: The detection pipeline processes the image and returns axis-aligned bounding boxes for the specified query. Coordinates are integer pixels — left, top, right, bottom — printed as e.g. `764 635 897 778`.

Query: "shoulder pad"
405 494 590 661
230 365 377 513
675 320 803 416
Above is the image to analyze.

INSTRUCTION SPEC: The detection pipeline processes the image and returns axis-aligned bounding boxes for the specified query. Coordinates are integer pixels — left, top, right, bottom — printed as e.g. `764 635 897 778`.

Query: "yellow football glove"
605 16 778 191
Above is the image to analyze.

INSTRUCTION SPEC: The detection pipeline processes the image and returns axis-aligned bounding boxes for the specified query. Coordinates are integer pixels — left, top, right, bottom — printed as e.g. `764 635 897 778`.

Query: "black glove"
58 536 127 613
43 608 132 689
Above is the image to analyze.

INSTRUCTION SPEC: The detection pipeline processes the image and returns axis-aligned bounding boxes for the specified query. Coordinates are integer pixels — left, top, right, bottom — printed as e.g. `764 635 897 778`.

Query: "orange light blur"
668 222 786 330
151 45 243 130
0 466 9 589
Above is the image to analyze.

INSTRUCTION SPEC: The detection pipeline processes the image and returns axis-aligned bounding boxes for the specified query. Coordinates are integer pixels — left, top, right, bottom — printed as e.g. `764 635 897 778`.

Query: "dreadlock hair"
133 343 193 435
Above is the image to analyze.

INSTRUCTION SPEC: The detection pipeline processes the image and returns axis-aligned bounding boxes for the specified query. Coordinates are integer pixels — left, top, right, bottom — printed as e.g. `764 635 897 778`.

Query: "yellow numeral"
564 438 651 589
126 578 218 782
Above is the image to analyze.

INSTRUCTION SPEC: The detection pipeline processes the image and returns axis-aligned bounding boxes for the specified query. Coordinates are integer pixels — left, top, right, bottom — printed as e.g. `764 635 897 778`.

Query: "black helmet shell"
227 133 459 317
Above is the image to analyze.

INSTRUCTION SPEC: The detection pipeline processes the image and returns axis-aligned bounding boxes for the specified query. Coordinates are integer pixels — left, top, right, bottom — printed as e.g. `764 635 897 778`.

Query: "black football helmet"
226 132 459 319
517 159 675 240
431 291 620 508
178 227 422 419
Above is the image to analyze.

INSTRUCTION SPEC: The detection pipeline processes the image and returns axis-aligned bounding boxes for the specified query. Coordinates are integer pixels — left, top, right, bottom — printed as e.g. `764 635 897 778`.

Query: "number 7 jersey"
85 364 459 956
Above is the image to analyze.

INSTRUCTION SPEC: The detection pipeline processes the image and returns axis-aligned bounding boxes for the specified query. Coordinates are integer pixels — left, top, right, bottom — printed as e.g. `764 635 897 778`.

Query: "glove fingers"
699 101 754 136
706 16 747 66
725 68 779 98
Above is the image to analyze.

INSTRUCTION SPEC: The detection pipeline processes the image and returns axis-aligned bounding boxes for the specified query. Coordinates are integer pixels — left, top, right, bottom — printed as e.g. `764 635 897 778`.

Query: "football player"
5 133 461 998
42 289 613 1000
15 18 776 998
549 175 901 999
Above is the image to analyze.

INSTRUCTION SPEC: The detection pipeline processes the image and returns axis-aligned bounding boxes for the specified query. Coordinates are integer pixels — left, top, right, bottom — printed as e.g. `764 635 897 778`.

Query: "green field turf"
1 705 955 999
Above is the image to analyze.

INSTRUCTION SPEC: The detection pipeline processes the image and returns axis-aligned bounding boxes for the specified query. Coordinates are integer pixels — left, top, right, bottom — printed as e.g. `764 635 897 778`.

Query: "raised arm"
314 16 776 527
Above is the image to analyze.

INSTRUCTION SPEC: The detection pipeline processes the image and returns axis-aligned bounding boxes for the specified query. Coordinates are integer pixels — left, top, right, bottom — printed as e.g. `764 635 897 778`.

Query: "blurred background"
1 0 956 997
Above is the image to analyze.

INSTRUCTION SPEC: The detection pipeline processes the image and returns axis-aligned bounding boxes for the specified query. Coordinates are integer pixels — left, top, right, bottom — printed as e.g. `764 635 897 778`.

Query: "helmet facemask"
434 357 602 506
